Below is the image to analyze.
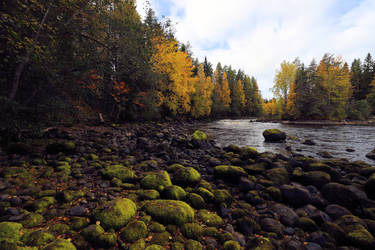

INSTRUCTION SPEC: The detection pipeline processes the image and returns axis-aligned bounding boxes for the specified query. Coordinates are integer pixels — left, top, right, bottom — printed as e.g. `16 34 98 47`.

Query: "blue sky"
137 0 375 98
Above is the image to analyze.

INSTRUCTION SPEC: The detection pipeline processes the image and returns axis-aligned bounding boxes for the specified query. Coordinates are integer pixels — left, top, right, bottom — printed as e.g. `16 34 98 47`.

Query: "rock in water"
366 148 375 160
263 129 286 142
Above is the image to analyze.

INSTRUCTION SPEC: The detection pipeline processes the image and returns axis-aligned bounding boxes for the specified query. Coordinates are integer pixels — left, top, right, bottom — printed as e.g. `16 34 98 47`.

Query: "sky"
136 0 375 98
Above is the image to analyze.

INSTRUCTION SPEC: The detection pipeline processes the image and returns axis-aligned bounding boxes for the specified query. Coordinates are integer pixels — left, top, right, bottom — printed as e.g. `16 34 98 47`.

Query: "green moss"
143 200 194 225
140 215 152 224
187 193 205 209
32 196 55 213
38 190 57 198
150 231 171 245
137 189 160 200
198 210 224 227
198 180 212 191
173 167 201 186
129 239 146 250
218 232 234 243
56 190 84 203
22 230 55 246
102 164 136 182
304 171 331 187
93 198 136 230
162 185 186 200
262 129 284 136
21 213 44 228
32 158 46 165
97 232 117 248
0 222 23 242
49 223 70 235
264 167 289 185
145 245 165 250
121 220 147 243
213 189 233 204
192 130 207 140
196 187 214 202
264 186 282 202
214 165 247 180
185 239 202 250
149 222 166 233
70 217 90 231
141 171 172 191
181 223 203 240
223 240 241 250
42 239 77 250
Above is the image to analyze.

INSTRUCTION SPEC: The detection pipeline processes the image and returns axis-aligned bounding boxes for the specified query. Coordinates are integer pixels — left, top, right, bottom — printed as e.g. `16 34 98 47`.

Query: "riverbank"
255 118 375 126
1 122 375 249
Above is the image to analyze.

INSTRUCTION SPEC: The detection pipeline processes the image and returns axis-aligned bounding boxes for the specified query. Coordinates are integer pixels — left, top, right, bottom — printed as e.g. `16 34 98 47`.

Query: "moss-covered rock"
214 165 247 181
93 198 136 230
137 189 160 200
145 245 165 250
173 167 201 186
46 141 75 154
264 167 289 185
22 230 55 247
0 222 23 243
49 223 70 235
213 189 233 204
171 242 184 250
70 217 90 231
21 213 44 228
365 173 375 199
129 239 146 250
181 223 203 240
223 240 241 250
150 231 171 245
192 130 207 140
81 224 105 242
42 239 77 250
240 147 258 160
149 222 166 233
102 164 136 182
187 193 205 209
196 187 214 202
168 164 185 173
32 196 55 213
203 227 219 237
143 200 194 225
185 239 202 250
198 210 224 227
303 171 331 188
346 224 375 248
297 217 318 232
263 129 286 142
121 220 147 243
162 185 186 200
141 171 172 191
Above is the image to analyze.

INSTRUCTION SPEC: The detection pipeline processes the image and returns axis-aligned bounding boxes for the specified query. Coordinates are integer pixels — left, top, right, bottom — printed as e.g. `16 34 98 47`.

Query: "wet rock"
366 148 375 160
264 167 289 185
303 139 316 145
325 204 351 220
322 182 367 209
281 183 313 207
270 203 299 227
260 217 283 236
236 217 260 235
69 205 86 216
317 151 333 158
239 177 255 192
263 129 287 142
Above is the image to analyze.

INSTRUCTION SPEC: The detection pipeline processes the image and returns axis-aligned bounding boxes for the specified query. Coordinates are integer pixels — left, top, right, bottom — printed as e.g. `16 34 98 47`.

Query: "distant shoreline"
281 120 375 126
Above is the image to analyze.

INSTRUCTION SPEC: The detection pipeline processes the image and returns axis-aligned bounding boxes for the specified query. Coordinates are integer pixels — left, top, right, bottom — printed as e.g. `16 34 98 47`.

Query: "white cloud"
140 0 375 98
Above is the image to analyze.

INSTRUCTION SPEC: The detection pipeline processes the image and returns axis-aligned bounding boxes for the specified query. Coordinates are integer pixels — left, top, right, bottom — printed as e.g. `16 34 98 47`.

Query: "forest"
265 53 375 120
0 0 262 139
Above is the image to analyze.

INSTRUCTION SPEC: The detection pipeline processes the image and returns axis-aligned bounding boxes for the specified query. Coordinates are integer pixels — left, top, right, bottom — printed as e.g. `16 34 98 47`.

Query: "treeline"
0 0 263 137
265 53 375 120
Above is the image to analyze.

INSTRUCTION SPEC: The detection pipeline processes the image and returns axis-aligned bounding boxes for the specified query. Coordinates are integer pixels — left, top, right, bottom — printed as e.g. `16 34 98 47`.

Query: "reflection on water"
200 119 375 164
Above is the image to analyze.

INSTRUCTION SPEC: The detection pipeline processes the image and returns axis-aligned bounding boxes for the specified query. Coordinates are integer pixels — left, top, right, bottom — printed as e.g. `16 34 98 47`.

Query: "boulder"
281 183 313 207
93 198 136 230
263 129 286 142
322 183 367 209
270 203 299 227
366 149 375 160
102 164 136 182
214 165 247 181
141 171 172 191
143 200 194 225
173 167 201 186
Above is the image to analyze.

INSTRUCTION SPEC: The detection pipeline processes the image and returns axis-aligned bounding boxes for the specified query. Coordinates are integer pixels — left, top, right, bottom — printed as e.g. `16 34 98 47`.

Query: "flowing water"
199 119 375 164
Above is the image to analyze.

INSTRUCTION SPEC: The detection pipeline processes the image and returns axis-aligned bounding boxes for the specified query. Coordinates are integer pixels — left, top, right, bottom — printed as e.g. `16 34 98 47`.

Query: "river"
199 119 375 164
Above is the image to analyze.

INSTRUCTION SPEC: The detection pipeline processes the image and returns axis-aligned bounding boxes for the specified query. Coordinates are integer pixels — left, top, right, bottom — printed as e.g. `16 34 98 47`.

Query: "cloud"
138 0 375 98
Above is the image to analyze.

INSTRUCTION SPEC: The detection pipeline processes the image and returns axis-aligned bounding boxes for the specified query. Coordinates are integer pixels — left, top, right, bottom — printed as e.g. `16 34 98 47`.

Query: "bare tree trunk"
9 2 53 101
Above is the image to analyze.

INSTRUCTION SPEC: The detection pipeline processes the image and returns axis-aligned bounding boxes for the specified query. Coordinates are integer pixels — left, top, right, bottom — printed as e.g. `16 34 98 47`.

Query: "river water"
199 119 375 164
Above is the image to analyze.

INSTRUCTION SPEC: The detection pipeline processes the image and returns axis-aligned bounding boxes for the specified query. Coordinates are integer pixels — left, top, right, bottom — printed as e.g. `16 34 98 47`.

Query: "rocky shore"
1 122 375 250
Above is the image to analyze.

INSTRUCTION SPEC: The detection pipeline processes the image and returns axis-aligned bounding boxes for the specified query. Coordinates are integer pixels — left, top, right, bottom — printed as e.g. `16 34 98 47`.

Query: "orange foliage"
112 81 131 103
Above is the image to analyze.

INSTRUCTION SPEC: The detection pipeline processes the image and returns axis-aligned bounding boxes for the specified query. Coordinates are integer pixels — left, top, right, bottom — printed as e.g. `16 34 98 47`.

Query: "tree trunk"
9 2 52 101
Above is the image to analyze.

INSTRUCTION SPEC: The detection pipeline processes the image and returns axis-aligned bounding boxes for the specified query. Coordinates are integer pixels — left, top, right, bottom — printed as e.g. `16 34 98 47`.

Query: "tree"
203 57 213 77
231 80 245 116
350 58 363 100
272 61 297 111
190 65 214 118
243 76 263 116
367 78 375 114
211 70 231 115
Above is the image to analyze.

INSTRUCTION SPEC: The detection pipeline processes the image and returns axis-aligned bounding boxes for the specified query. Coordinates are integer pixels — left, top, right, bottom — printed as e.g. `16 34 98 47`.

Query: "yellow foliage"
150 35 195 114
190 65 214 118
